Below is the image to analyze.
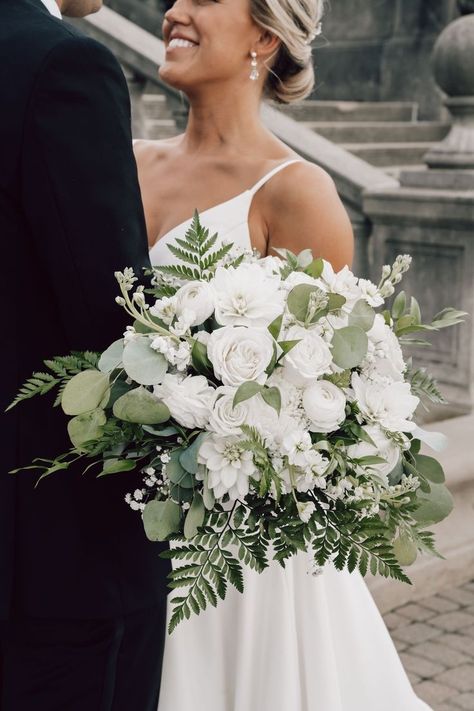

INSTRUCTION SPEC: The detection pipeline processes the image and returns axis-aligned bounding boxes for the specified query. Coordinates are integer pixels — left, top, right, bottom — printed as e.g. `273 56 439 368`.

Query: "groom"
0 1 169 709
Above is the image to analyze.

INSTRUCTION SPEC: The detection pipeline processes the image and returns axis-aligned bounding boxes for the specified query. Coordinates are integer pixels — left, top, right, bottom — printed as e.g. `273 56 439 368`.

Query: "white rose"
347 424 401 486
175 281 215 327
351 372 419 432
211 263 285 328
303 380 347 432
207 325 274 386
208 386 250 437
282 325 333 386
154 374 215 429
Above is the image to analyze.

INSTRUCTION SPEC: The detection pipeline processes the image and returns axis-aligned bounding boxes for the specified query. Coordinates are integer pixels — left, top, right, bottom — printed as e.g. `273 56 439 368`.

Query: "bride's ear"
254 30 281 62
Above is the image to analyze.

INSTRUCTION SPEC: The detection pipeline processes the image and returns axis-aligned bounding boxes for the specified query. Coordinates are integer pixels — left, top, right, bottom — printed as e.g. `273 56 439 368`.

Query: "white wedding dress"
150 159 432 711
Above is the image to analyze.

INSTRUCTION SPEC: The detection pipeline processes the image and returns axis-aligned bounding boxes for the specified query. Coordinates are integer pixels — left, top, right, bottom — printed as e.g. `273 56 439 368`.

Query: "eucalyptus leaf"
142 425 179 437
167 450 194 488
67 408 106 450
233 381 263 408
413 454 445 484
413 483 454 526
180 433 208 474
392 291 406 320
410 296 422 325
61 370 110 416
170 483 194 504
123 337 168 385
268 314 283 341
331 326 368 369
98 339 124 373
113 386 170 425
349 300 375 332
393 533 418 566
106 379 134 409
287 284 320 322
184 492 206 539
143 500 181 542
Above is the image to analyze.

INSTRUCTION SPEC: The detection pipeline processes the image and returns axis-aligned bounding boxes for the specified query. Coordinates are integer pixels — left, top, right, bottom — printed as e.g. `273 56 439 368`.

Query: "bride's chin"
158 65 192 92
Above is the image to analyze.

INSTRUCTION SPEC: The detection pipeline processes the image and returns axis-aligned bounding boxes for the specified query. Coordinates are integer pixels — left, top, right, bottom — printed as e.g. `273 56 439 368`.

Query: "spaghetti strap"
247 158 302 196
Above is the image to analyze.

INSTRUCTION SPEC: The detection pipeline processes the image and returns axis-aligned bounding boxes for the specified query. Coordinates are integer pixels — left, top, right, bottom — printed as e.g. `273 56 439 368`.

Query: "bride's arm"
265 162 354 271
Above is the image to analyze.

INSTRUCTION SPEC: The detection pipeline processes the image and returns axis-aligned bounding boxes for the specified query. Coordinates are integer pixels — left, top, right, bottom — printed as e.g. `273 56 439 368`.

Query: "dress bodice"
148 158 301 266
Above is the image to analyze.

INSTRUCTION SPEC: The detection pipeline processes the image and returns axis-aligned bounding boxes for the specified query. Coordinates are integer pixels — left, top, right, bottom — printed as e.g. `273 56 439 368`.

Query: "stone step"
143 118 179 140
304 121 449 144
341 142 433 167
383 164 427 179
277 100 419 123
368 414 474 614
142 93 175 120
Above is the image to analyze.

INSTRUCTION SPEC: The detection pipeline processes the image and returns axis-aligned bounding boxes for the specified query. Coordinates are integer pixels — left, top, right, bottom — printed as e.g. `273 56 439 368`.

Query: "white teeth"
169 38 198 49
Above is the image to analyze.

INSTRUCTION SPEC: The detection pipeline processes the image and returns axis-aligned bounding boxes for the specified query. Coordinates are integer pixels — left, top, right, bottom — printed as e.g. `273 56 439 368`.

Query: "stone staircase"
277 100 450 176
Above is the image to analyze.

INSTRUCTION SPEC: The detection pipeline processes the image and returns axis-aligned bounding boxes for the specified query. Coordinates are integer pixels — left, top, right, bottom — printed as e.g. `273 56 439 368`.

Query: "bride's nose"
164 0 192 26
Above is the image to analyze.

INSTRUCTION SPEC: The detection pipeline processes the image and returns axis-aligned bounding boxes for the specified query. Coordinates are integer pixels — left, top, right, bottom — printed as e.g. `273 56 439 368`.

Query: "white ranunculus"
281 325 333 386
198 435 258 501
211 263 285 328
347 424 401 486
154 374 215 429
351 372 419 433
363 314 406 382
208 386 250 437
207 325 274 386
175 281 215 326
303 380 347 433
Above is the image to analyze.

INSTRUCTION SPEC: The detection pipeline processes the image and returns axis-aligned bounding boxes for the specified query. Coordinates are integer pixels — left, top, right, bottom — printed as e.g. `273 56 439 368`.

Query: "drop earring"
249 51 259 81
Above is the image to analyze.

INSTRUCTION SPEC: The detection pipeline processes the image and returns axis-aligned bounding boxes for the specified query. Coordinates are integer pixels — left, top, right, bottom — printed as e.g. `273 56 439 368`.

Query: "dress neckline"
149 158 301 252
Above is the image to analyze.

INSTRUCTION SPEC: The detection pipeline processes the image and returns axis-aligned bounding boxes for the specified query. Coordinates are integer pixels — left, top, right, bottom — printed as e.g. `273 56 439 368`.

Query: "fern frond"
406 366 446 404
6 372 59 411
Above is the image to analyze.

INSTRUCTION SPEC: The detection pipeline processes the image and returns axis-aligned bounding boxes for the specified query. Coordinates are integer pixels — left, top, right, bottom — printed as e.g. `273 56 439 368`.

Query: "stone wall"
314 0 459 118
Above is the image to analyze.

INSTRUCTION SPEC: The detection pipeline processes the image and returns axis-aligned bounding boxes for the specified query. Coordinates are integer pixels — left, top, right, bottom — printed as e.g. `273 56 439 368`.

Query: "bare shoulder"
264 161 354 270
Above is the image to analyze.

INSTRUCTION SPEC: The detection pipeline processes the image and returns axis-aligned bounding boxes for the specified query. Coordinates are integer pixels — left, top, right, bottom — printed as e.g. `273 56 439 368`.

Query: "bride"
134 0 432 709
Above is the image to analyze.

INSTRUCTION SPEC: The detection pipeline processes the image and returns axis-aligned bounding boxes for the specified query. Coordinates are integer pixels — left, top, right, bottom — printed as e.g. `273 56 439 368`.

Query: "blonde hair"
250 0 324 104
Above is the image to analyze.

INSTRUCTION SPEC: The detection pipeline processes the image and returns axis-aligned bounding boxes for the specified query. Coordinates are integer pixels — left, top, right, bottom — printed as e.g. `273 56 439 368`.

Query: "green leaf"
105 379 134 409
61 370 110 416
167 450 194 488
413 454 445 484
287 284 320 322
325 293 347 312
304 257 324 278
413 483 454 526
191 339 213 377
392 291 406 320
410 296 422 325
278 339 301 355
349 300 375 332
331 326 368 369
233 381 263 407
180 433 208 474
393 533 418 566
143 500 181 542
99 458 136 476
113 386 170 425
261 386 281 414
184 493 206 539
170 483 194 504
98 339 124 373
268 314 283 341
67 408 106 450
122 337 168 386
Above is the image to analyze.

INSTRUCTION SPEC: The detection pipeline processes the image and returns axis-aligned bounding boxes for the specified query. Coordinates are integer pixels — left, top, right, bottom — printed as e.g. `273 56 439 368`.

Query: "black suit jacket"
0 0 169 620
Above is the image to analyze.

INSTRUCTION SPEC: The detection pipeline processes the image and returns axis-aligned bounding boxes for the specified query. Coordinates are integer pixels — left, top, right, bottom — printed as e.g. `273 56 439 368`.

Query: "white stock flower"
362 314 406 382
150 336 191 372
357 279 384 307
208 386 250 437
297 501 316 523
351 372 419 433
212 263 284 328
150 295 177 325
175 281 215 327
347 424 401 486
198 435 258 501
303 380 347 433
169 308 196 337
154 374 215 429
207 325 274 386
282 430 314 467
281 325 332 386
321 262 361 307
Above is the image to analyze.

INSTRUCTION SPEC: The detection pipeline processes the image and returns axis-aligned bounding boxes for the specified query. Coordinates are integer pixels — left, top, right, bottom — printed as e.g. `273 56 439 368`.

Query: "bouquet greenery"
10 214 465 633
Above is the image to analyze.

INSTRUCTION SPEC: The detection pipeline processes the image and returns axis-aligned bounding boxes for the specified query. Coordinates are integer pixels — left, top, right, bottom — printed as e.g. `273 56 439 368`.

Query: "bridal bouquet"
10 214 465 632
